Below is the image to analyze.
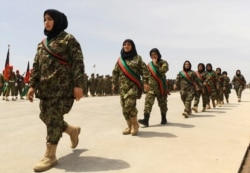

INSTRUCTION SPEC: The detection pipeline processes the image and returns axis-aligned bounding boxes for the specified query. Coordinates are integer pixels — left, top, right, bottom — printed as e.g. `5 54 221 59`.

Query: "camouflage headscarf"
44 9 68 41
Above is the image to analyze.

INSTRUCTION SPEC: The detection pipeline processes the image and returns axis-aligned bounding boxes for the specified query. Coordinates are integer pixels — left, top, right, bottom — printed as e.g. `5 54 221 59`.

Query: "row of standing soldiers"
0 67 29 101
82 73 176 97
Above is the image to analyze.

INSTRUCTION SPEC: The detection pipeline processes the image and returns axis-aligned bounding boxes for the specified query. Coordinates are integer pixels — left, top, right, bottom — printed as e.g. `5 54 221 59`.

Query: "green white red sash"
117 57 142 91
179 70 194 86
148 61 167 95
42 39 71 67
195 71 205 82
235 76 246 86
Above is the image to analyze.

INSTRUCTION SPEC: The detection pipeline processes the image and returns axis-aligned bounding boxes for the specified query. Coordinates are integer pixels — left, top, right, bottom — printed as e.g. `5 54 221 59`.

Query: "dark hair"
149 48 162 61
44 9 68 40
120 39 137 60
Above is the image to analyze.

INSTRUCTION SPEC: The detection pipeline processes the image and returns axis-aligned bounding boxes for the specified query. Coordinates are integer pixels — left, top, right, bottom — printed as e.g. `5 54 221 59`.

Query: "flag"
24 61 30 83
93 64 96 68
3 46 10 81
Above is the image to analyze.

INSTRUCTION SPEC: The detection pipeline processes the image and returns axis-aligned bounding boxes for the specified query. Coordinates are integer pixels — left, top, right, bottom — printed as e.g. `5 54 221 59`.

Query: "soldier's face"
44 14 54 31
123 42 132 53
150 52 158 60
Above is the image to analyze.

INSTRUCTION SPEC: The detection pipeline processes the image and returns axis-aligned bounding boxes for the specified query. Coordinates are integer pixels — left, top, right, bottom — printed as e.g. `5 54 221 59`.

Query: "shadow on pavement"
188 114 215 118
137 131 177 138
55 149 130 172
166 122 195 128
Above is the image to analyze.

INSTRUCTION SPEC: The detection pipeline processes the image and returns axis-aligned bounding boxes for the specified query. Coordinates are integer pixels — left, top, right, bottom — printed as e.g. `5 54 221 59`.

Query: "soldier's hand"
144 84 150 92
173 84 177 91
74 87 83 101
27 87 35 102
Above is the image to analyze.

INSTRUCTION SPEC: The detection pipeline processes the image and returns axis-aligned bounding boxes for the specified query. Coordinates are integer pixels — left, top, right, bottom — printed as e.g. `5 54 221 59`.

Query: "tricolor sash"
42 39 71 67
148 62 167 95
235 76 246 86
179 70 195 87
117 57 142 91
195 71 205 82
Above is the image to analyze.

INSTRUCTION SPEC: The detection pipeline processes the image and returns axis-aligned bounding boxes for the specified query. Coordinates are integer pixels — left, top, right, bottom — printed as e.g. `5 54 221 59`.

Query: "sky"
1 0 250 82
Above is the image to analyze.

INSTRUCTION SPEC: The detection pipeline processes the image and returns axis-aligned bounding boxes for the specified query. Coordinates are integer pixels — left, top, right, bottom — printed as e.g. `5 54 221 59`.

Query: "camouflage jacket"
205 70 218 91
223 76 231 93
194 71 206 90
148 59 169 95
112 55 150 99
217 74 225 89
30 31 85 99
232 75 246 88
0 74 4 87
175 70 197 93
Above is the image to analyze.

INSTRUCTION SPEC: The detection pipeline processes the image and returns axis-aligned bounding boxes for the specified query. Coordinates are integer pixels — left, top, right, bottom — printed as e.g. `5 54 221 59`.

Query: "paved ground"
0 90 250 173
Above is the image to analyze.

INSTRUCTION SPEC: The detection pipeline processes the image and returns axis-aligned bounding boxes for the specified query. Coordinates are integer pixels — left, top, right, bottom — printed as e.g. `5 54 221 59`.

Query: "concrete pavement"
0 89 250 173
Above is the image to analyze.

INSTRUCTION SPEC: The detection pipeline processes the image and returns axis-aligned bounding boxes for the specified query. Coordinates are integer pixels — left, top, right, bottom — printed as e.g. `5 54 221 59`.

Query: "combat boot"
33 143 57 172
138 113 150 127
123 119 132 135
202 107 206 112
212 100 216 108
64 124 81 149
217 100 221 107
192 106 198 113
130 117 139 136
182 112 188 118
161 113 167 125
206 103 211 109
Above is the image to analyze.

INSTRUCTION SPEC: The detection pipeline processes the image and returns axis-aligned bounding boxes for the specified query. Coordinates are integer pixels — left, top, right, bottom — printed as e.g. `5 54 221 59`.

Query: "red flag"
3 46 10 81
24 61 30 83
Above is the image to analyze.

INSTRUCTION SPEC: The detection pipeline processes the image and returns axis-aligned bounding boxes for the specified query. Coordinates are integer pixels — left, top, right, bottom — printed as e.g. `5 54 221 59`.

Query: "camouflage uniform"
112 55 149 119
83 73 89 97
174 60 198 118
232 70 246 102
30 31 84 144
96 74 103 96
139 48 169 127
215 68 225 106
5 68 16 101
192 63 207 112
222 71 231 103
15 70 25 99
0 73 4 97
204 63 218 108
112 39 149 135
103 75 112 96
89 73 96 96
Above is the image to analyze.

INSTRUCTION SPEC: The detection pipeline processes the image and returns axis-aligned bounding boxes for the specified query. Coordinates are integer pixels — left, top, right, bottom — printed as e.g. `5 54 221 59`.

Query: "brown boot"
192 106 198 113
212 100 216 108
33 143 57 172
182 112 188 118
206 103 211 109
64 124 81 149
202 107 206 112
130 117 139 136
123 120 132 135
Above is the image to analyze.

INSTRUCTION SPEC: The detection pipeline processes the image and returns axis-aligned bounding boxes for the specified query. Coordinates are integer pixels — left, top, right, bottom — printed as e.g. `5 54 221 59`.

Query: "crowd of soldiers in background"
83 73 177 97
0 68 249 102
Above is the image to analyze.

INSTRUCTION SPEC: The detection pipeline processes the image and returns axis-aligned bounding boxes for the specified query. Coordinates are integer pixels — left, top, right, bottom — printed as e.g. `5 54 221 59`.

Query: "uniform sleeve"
29 45 40 88
112 62 119 87
68 36 85 88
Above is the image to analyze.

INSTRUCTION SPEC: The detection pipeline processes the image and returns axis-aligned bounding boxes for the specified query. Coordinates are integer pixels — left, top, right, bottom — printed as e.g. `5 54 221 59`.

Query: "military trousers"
234 86 244 98
39 97 74 144
144 91 168 114
120 95 137 120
